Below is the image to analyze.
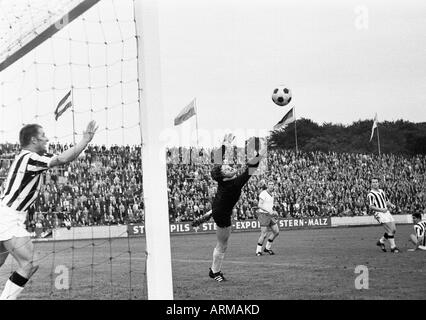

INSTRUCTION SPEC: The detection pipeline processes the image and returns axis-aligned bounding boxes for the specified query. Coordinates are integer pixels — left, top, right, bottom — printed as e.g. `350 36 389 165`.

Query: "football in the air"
272 86 292 106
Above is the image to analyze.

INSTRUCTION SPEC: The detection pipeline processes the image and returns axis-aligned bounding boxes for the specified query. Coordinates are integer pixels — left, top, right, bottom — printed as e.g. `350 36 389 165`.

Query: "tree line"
268 119 426 156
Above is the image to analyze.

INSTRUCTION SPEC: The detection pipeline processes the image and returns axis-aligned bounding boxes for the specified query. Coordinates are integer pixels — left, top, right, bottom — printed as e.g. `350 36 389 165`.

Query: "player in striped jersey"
367 177 400 253
0 121 97 300
408 212 426 251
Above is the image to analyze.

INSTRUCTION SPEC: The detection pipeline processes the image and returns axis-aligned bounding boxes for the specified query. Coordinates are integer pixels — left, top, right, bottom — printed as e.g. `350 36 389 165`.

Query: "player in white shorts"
0 121 97 299
255 180 279 256
408 212 426 252
367 177 399 253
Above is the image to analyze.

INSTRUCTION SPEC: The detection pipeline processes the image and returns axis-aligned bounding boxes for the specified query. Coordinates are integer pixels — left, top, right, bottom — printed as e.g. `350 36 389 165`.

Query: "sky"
1 0 425 147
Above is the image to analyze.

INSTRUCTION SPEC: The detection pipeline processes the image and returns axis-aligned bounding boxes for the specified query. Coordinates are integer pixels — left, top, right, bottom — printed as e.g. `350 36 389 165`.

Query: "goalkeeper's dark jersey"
211 161 260 228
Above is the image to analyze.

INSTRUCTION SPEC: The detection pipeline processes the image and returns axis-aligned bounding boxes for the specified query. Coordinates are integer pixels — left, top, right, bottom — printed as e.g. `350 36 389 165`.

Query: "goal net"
0 0 171 300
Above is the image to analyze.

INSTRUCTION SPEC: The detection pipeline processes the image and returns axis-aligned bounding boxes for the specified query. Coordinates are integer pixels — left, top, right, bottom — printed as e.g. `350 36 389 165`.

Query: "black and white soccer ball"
272 86 292 106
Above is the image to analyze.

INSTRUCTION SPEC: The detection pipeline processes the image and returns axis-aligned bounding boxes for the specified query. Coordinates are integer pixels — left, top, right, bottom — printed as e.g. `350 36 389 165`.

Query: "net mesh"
0 0 140 145
0 0 84 65
0 0 147 299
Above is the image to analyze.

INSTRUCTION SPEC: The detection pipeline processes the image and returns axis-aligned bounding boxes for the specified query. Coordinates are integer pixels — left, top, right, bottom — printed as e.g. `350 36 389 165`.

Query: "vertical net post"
134 0 173 300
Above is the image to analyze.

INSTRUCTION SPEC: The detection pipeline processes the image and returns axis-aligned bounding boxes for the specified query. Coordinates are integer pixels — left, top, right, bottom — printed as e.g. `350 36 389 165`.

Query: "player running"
255 180 279 256
367 177 400 253
0 121 97 299
408 212 426 252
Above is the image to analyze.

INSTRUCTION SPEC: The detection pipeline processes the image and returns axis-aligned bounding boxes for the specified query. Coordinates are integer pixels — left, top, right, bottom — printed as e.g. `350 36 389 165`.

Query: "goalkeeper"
192 134 266 282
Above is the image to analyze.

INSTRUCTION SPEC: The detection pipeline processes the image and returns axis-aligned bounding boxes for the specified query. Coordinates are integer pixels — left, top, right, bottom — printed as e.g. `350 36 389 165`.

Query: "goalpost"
134 0 173 300
0 0 173 299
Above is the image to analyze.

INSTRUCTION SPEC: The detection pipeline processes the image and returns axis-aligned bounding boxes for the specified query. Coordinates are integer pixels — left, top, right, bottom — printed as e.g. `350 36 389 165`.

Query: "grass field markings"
114 257 336 270
5 225 425 299
174 258 333 270
115 256 425 273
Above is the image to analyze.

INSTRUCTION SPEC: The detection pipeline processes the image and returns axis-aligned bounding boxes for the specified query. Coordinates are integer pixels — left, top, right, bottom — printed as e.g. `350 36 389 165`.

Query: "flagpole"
71 87 76 145
376 124 381 157
194 98 199 148
294 106 298 155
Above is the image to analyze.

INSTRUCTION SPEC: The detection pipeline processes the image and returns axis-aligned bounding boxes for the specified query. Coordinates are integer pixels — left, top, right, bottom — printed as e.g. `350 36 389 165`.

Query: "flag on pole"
274 107 295 130
174 98 196 126
54 90 72 121
370 113 378 142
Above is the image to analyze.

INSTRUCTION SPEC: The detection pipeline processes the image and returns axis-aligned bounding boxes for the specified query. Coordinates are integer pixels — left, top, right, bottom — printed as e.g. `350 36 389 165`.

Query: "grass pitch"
1 224 424 300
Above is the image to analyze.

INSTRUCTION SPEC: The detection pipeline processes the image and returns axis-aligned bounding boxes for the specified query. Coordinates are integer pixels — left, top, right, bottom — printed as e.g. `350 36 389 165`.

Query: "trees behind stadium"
269 119 426 155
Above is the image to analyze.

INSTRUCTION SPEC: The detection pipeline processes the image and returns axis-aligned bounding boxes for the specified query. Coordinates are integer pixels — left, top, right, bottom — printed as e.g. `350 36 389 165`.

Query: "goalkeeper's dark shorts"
212 210 232 228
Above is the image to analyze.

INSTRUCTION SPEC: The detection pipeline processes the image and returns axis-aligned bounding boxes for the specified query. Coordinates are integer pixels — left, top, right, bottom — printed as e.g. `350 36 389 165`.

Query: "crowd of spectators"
1 142 425 232
1 143 145 232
